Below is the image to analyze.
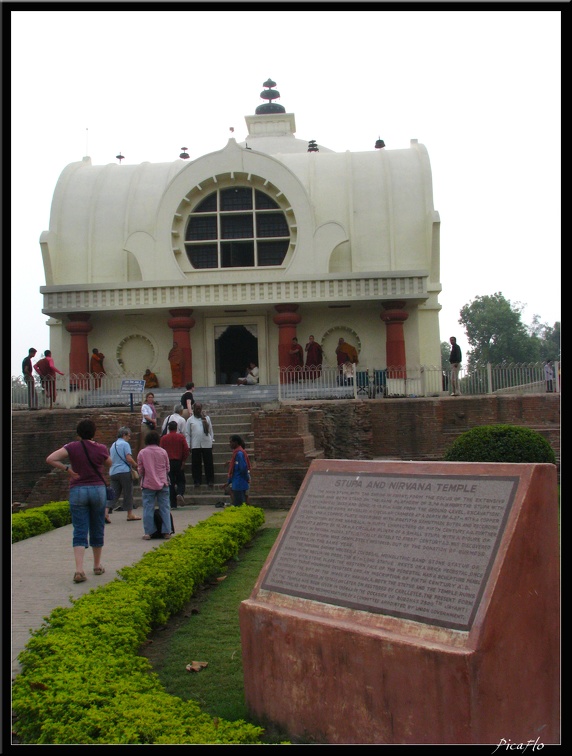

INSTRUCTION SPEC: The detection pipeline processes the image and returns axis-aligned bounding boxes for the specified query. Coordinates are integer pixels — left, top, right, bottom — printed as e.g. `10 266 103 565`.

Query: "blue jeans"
142 486 171 535
69 485 106 548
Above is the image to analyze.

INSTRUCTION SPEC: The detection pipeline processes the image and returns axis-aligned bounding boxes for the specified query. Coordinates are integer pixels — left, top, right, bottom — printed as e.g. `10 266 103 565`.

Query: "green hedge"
12 505 267 745
12 501 71 543
444 424 556 464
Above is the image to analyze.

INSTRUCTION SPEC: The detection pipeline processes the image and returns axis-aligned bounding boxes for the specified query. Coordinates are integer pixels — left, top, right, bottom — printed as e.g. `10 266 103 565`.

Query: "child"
223 435 251 505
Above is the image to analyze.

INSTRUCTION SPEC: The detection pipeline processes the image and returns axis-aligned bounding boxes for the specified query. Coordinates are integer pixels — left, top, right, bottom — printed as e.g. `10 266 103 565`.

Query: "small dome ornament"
375 137 385 149
179 147 190 159
116 152 125 163
255 78 286 115
307 140 319 153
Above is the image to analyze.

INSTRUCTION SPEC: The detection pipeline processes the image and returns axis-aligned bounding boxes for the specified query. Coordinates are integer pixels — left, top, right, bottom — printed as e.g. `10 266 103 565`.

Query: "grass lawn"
140 527 290 742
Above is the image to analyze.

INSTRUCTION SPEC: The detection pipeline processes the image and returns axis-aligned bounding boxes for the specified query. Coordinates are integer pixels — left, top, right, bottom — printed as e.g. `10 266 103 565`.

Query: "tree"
440 341 451 371
459 293 540 366
529 317 561 361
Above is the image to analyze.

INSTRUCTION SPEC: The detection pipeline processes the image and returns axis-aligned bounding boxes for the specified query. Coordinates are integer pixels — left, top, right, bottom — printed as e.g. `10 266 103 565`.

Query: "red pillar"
273 304 301 381
167 309 195 386
66 314 92 387
380 300 408 378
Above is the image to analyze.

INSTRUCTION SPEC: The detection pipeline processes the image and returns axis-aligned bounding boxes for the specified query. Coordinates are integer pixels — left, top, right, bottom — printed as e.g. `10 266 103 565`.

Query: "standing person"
180 382 195 420
45 419 111 583
160 420 190 508
22 347 38 409
109 427 140 522
237 362 259 385
168 341 183 388
544 360 554 393
288 337 304 380
448 336 462 396
140 392 157 442
34 349 64 409
335 337 359 367
185 402 215 489
223 435 251 506
143 369 159 389
304 335 323 379
137 431 172 540
161 404 187 435
90 348 106 389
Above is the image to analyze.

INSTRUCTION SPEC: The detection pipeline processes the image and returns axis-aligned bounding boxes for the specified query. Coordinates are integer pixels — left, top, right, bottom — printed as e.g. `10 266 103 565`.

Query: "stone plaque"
261 472 519 630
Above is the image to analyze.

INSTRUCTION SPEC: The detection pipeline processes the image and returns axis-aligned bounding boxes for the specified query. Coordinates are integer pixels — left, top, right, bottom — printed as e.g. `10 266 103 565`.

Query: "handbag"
131 469 140 483
80 440 115 501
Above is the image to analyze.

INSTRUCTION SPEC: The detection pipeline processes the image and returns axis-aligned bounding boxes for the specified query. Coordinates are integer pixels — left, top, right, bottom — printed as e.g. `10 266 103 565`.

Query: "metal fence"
11 362 560 409
277 362 560 402
11 372 147 411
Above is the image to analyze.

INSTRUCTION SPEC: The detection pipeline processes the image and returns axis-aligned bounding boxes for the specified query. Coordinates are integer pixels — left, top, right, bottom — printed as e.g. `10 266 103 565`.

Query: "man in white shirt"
161 404 187 435
237 362 259 385
185 402 215 488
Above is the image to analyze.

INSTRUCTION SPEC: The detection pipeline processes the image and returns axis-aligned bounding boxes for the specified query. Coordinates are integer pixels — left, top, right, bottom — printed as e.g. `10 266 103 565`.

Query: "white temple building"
39 79 442 388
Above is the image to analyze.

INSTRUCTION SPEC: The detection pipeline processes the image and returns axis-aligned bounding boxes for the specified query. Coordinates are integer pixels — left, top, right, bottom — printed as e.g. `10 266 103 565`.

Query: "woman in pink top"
137 431 171 540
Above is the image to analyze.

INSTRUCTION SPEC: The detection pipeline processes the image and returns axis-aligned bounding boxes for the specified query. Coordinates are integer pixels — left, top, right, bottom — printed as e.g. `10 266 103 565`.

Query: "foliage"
459 293 540 366
12 505 267 745
12 501 70 543
440 341 451 371
444 424 556 464
529 317 561 361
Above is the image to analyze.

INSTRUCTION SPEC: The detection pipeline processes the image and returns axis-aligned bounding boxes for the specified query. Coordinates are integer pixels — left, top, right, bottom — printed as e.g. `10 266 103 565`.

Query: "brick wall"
12 395 560 507
12 409 143 506
251 395 560 498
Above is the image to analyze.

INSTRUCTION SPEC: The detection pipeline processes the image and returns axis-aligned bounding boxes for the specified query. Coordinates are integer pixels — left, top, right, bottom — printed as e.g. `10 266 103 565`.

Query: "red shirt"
160 430 190 462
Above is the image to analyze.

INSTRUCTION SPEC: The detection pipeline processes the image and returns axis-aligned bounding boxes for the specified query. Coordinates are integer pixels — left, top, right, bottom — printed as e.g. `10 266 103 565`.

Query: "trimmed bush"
12 505 267 744
12 501 71 543
11 510 54 543
444 424 556 464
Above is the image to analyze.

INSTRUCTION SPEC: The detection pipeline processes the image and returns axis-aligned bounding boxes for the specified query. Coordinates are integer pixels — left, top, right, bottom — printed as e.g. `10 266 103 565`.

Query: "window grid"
185 186 290 269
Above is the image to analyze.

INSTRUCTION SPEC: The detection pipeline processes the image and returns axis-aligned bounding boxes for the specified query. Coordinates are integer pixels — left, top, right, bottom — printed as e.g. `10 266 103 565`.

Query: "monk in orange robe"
90 348 106 389
168 342 183 388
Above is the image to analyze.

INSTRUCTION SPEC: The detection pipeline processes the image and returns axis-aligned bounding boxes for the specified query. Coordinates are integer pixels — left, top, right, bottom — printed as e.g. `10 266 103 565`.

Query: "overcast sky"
10 8 561 376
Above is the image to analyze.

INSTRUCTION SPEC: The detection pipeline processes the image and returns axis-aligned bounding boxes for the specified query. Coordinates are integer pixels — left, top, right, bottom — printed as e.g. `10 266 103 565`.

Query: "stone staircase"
127 385 280 508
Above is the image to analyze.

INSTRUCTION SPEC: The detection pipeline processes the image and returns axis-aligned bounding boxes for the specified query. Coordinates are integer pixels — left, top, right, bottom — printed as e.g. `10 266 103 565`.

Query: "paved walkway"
11 505 289 681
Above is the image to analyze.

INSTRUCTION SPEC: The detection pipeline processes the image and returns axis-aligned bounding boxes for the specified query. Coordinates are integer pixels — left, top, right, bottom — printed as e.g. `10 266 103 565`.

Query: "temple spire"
255 78 286 115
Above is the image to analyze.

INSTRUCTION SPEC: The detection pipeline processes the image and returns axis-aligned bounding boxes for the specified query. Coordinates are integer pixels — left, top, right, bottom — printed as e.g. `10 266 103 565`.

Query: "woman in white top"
140 392 157 442
185 402 215 488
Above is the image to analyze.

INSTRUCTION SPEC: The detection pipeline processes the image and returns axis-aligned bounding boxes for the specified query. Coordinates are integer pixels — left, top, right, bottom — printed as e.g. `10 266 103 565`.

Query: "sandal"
142 534 151 540
73 572 87 583
93 565 105 575
105 516 112 524
126 516 141 521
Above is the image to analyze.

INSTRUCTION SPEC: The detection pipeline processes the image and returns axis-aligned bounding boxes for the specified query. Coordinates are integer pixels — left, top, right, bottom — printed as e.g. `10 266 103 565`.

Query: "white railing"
10 372 146 411
277 362 560 402
11 362 560 409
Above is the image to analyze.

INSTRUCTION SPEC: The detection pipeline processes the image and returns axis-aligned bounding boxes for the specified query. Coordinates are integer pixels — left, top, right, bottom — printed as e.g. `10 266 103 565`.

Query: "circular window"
172 174 296 272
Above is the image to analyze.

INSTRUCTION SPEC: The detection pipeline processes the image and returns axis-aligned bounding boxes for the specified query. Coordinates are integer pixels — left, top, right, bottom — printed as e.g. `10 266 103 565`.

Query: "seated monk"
143 369 159 389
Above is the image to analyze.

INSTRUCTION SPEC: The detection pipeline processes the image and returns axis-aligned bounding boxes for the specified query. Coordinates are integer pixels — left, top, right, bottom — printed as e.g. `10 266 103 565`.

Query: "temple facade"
39 80 442 387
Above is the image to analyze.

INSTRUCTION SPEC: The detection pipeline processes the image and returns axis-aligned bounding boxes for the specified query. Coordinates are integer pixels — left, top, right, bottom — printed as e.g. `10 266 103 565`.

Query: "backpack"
150 508 175 538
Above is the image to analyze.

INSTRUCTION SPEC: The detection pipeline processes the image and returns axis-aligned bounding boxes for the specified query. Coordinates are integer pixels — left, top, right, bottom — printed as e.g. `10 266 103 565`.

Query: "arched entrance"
215 325 258 384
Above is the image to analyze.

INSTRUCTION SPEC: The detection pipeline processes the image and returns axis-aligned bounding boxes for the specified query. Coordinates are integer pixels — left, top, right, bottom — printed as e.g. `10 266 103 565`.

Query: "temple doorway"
215 325 258 384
